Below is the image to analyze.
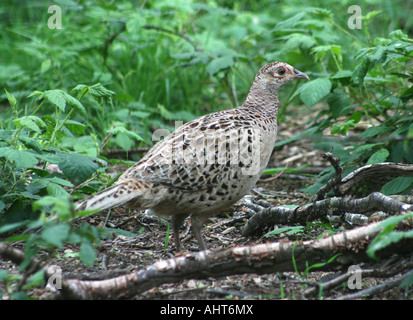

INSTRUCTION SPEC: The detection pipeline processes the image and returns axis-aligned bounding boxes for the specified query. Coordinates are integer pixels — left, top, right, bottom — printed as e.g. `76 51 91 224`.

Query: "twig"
315 152 343 200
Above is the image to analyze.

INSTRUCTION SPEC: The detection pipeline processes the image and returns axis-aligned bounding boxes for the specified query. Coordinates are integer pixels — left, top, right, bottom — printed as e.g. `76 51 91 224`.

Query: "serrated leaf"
382 177 413 195
366 148 389 165
18 136 43 153
0 147 38 169
43 90 86 115
298 78 332 107
352 57 371 84
43 90 67 111
13 116 46 133
41 224 70 248
57 152 99 184
46 182 70 197
72 83 115 99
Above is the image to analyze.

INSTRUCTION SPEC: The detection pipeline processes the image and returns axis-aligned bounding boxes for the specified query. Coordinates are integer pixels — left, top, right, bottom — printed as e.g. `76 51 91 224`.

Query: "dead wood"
241 192 412 237
35 220 411 299
336 162 413 195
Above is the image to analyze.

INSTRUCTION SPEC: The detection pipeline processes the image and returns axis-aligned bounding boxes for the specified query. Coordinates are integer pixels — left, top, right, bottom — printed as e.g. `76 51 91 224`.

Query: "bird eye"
277 67 286 75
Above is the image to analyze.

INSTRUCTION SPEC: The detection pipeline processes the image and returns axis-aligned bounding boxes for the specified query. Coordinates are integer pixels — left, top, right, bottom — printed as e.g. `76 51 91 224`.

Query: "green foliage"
367 212 413 259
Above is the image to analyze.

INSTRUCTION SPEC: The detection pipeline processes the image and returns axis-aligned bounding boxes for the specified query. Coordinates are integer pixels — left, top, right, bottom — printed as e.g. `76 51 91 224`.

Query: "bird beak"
294 69 310 80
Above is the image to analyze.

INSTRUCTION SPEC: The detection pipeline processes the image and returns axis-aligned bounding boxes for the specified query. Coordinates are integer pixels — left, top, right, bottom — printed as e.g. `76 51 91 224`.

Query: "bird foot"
236 195 273 217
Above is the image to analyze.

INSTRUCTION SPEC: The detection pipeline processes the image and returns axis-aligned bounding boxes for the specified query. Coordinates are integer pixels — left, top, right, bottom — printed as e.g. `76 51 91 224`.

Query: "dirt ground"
1 118 412 300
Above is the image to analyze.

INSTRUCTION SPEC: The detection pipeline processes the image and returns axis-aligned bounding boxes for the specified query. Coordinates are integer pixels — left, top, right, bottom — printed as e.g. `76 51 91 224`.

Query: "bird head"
254 61 310 96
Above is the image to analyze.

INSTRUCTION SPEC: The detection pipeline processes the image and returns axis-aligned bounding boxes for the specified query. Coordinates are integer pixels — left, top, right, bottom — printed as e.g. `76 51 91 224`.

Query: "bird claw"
237 195 272 217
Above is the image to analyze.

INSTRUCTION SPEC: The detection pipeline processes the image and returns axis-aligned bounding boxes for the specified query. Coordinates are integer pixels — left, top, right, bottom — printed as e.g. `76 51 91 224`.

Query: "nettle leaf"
296 78 332 107
46 182 70 198
0 147 38 169
382 177 413 195
72 83 115 100
43 90 67 111
13 116 46 134
33 90 86 115
57 152 99 184
18 136 43 154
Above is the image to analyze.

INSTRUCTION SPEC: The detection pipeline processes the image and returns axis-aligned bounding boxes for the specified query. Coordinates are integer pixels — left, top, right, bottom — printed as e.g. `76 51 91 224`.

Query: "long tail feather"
76 182 140 212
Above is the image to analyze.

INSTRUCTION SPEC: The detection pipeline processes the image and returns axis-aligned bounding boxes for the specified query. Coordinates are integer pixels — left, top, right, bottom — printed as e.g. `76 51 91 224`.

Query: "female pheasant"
76 61 309 250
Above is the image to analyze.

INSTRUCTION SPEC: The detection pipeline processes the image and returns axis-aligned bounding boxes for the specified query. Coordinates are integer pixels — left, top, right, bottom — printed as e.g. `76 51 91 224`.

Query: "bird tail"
75 181 142 212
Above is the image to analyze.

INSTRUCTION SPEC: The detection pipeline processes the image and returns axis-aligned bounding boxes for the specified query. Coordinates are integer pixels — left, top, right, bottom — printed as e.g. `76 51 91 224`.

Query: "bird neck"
240 85 279 117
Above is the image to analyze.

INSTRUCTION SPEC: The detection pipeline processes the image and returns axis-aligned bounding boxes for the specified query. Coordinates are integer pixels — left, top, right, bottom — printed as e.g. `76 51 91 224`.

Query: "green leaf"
57 152 99 184
272 11 306 31
331 119 356 135
265 226 304 237
5 89 17 108
43 90 67 111
72 83 115 99
0 147 38 169
38 90 86 115
41 224 70 248
79 240 96 266
263 165 309 175
33 196 72 220
46 182 70 197
206 55 234 76
298 78 332 107
367 212 413 259
13 116 46 133
18 136 43 154
327 91 351 118
367 148 389 165
382 177 413 195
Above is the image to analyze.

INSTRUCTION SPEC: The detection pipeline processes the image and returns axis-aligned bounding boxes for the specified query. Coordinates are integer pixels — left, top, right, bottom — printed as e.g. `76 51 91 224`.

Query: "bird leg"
171 213 189 251
190 214 209 251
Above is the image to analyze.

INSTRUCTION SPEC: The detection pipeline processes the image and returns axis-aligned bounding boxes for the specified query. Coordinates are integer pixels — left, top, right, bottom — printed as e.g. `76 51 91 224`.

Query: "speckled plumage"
76 61 309 250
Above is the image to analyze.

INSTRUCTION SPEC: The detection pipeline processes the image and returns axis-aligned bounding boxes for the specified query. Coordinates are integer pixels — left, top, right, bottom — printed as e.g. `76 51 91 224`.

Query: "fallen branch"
48 220 410 299
241 192 412 237
336 162 413 195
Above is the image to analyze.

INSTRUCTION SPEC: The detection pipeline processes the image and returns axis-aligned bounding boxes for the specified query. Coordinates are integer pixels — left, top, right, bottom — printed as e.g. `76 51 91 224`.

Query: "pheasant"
76 61 309 250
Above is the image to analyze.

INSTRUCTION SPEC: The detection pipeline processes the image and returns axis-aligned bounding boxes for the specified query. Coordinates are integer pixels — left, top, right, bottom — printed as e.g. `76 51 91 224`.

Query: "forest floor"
1 114 412 300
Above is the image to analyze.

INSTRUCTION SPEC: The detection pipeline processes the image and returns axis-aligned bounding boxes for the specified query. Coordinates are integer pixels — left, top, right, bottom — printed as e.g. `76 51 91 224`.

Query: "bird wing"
118 109 258 191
